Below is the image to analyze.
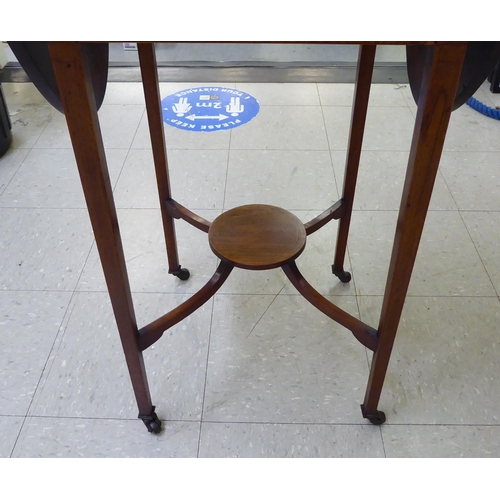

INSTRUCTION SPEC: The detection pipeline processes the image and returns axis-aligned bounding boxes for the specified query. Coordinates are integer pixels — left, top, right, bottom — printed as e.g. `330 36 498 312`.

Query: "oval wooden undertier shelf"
208 204 307 270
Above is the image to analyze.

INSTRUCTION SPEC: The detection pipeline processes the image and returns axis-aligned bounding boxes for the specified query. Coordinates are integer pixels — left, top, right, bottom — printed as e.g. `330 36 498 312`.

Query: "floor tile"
8 102 54 149
461 211 500 295
103 82 146 105
0 148 29 196
323 106 415 151
12 417 199 457
0 291 72 415
348 210 496 296
203 294 370 424
409 211 496 296
383 425 500 458
234 83 320 106
29 291 213 420
398 83 418 109
76 208 219 294
0 416 24 458
224 150 337 210
114 148 228 210
230 105 329 150
321 81 413 108
444 104 500 152
362 106 416 151
332 150 457 211
132 112 231 150
3 82 48 106
28 110 70 149
359 296 500 425
439 152 500 211
317 84 354 106
0 208 94 291
322 106 354 150
0 148 127 208
366 84 409 107
199 422 384 457
97 105 147 149
34 104 145 150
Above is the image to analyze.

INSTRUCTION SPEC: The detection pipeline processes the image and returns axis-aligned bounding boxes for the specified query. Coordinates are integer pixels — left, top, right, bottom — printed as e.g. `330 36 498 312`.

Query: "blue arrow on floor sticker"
161 86 260 132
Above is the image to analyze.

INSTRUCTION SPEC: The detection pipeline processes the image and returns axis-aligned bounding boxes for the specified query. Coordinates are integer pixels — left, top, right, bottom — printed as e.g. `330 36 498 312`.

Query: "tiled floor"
1 76 500 458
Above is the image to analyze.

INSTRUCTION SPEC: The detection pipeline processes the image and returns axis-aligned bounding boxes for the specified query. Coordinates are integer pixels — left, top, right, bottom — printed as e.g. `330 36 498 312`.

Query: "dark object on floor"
0 82 12 157
488 61 499 93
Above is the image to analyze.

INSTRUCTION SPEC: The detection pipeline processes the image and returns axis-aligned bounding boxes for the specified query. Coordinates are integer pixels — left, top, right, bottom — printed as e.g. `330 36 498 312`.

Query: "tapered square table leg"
361 42 468 423
49 42 159 432
333 44 376 284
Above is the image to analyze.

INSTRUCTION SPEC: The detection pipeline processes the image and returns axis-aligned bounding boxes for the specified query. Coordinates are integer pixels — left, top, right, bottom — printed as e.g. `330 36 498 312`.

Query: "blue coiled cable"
466 96 500 120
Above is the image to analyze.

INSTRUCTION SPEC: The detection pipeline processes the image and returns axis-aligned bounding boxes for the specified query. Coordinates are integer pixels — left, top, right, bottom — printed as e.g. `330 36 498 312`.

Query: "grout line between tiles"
458 211 500 300
0 155 28 199
197 419 500 427
196 296 216 457
11 413 500 428
221 131 232 210
8 289 80 457
245 284 286 340
379 425 387 457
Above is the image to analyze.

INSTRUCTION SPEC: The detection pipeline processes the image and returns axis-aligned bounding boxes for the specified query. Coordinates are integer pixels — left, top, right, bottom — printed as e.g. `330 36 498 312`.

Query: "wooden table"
47 42 467 433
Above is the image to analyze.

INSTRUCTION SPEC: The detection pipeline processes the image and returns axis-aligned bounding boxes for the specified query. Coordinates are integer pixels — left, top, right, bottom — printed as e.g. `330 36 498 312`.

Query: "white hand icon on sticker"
225 97 244 116
172 97 192 116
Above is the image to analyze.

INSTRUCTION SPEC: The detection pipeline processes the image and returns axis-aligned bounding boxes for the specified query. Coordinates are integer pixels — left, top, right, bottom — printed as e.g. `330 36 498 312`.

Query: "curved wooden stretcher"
47 41 469 433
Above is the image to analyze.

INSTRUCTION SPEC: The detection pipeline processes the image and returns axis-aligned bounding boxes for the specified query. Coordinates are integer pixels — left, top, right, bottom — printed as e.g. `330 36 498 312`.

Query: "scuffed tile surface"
0 208 94 291
461 211 500 295
383 425 500 458
359 296 500 425
0 416 24 458
13 417 199 458
29 291 212 421
439 152 500 211
0 149 127 208
76 208 219 293
348 211 496 296
114 148 228 210
0 148 29 196
203 294 370 424
230 106 329 150
0 291 72 415
224 150 337 210
199 422 384 458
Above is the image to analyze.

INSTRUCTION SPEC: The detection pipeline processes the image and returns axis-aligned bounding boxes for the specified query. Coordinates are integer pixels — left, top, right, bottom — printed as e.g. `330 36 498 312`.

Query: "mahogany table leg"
361 42 468 424
332 44 376 284
137 43 189 281
48 42 160 433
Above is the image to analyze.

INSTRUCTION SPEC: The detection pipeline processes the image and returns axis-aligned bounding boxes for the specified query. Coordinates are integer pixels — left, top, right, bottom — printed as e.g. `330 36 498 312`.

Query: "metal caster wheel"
171 267 190 281
146 418 162 434
139 406 163 434
361 405 386 425
367 412 386 425
332 266 352 283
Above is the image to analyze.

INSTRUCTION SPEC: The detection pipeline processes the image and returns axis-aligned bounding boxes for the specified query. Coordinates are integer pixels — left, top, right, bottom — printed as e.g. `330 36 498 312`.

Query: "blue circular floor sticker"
161 86 260 132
